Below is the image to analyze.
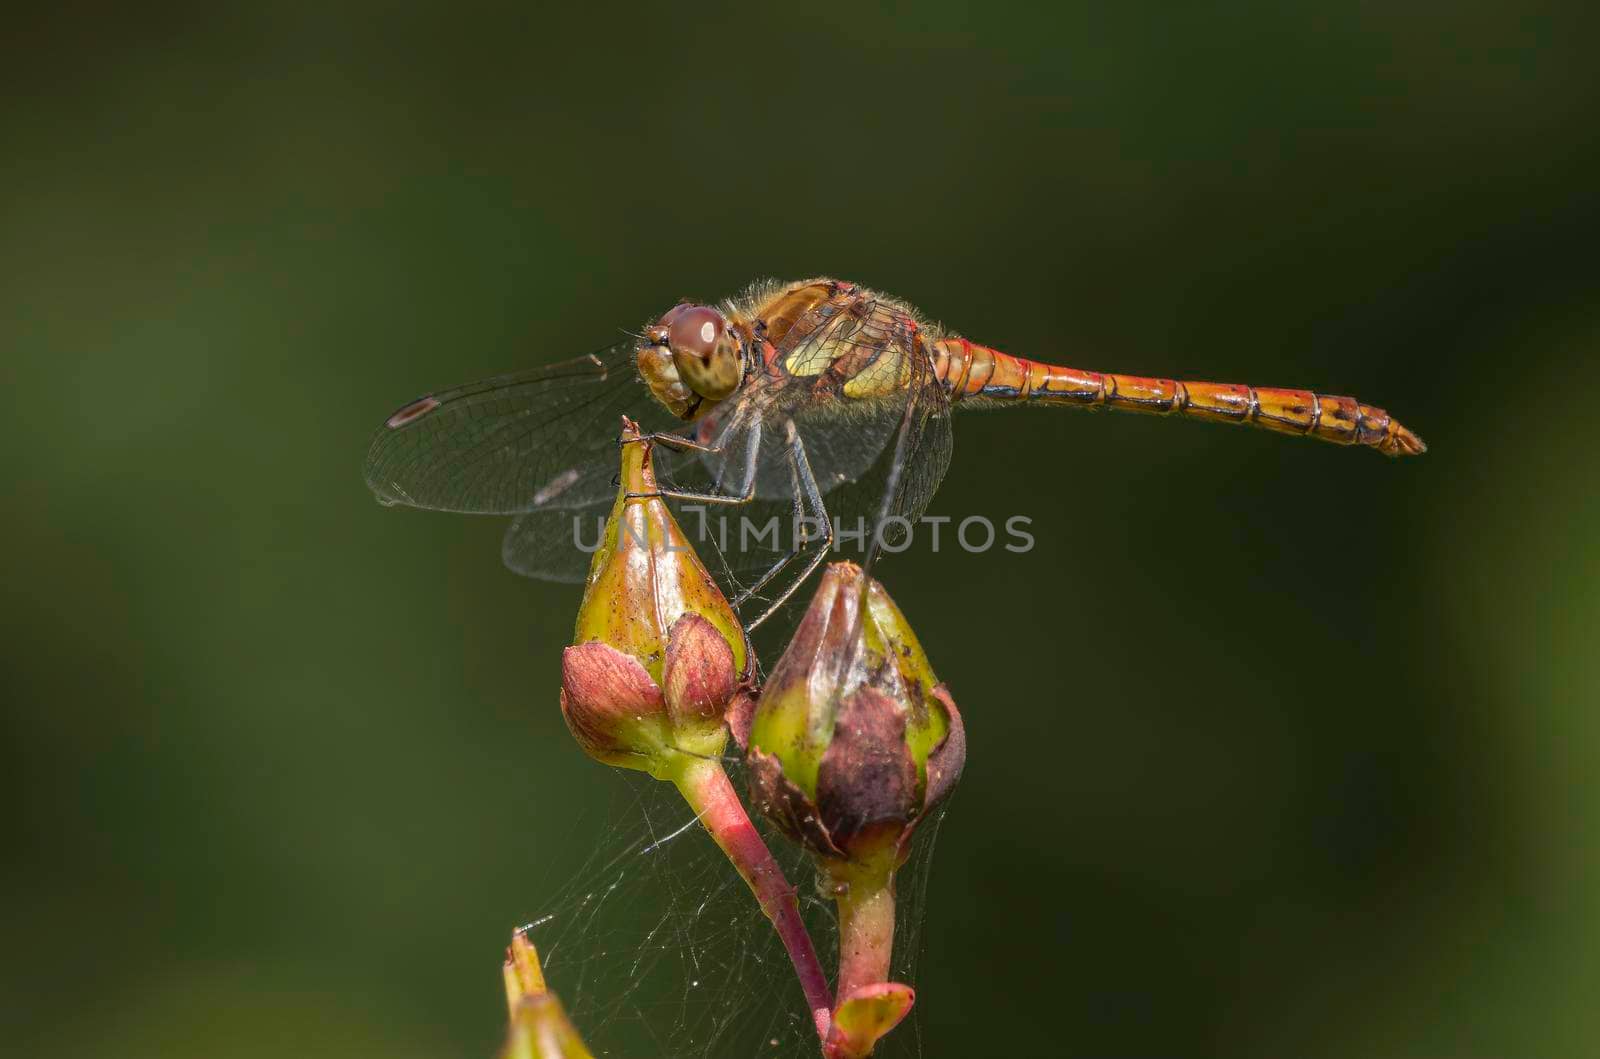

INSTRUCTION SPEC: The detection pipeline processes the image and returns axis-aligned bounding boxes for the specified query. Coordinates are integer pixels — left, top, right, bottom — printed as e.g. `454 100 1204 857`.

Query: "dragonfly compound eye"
667 305 723 358
668 305 741 402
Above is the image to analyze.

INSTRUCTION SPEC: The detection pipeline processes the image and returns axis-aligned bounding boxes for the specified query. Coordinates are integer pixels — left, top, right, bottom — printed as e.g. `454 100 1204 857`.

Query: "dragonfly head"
637 303 744 420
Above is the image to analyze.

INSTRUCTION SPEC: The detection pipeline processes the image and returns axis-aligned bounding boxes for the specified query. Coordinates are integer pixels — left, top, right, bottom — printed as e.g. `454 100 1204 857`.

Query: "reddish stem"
673 756 833 1040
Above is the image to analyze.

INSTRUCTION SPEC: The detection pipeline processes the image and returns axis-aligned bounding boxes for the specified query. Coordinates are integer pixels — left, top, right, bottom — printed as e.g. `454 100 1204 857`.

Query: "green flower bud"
501 931 595 1059
559 418 750 777
558 425 837 1034
736 562 966 865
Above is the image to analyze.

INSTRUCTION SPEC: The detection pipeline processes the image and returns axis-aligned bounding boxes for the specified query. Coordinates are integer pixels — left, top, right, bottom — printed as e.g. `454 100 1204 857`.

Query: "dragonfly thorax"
637 302 746 421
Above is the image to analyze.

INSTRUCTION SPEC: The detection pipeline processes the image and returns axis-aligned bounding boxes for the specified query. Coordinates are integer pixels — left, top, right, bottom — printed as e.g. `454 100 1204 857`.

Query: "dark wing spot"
386 395 441 429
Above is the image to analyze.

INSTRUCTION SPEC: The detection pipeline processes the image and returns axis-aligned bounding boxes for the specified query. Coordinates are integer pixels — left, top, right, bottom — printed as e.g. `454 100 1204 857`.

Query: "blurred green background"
6 2 1599 1056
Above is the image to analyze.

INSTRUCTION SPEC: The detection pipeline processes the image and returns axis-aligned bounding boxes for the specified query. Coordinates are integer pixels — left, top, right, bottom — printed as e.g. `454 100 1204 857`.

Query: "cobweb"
515 750 948 1059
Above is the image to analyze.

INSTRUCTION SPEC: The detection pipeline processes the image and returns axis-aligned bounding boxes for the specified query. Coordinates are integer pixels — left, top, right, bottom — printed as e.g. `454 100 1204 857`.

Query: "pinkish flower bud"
558 640 667 769
559 418 750 776
661 612 739 726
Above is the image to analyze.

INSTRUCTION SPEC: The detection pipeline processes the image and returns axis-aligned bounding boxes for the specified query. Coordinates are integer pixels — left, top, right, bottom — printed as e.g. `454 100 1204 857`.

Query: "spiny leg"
732 428 810 608
622 431 722 456
631 412 767 605
625 417 762 506
744 421 833 632
610 428 718 490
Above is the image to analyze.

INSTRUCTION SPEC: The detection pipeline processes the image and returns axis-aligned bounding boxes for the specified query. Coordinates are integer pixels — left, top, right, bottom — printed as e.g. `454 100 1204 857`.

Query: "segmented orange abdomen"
929 337 1425 457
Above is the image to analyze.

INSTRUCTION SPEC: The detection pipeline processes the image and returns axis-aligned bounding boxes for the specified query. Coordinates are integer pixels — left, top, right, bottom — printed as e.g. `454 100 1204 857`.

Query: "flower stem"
828 855 897 1005
670 754 834 1040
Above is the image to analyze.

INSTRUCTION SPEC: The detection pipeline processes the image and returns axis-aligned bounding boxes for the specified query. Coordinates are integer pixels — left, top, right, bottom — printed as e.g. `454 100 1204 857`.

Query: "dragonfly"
364 277 1424 627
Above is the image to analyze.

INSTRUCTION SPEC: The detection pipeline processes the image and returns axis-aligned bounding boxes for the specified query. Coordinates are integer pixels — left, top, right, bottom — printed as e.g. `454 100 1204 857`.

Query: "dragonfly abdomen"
930 337 1425 457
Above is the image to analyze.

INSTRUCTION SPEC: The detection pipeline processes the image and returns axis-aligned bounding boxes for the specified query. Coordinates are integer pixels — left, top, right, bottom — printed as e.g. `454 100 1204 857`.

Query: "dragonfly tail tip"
1390 423 1427 457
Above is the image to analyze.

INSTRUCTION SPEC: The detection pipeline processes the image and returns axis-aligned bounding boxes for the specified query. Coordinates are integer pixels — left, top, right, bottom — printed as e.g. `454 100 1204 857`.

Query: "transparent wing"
885 376 954 527
503 357 952 592
500 497 613 584
498 448 807 586
362 340 686 516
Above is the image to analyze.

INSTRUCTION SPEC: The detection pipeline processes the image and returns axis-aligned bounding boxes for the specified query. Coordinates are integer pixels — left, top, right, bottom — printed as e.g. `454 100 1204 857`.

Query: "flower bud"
559 418 749 775
736 562 965 865
501 931 595 1059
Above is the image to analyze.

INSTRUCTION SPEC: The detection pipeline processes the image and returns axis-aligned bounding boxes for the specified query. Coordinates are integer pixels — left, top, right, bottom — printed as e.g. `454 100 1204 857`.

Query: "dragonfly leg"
632 481 756 506
623 431 721 456
744 422 833 632
624 417 762 506
732 428 811 607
